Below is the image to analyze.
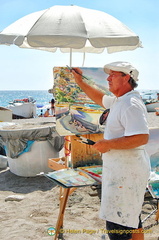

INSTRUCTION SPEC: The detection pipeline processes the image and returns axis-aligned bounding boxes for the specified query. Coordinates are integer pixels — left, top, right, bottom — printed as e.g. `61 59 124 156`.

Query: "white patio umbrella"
0 5 142 66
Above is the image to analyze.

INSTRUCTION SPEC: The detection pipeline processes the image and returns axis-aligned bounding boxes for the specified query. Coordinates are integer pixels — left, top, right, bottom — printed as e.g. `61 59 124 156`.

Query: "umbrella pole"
82 52 85 67
70 48 72 67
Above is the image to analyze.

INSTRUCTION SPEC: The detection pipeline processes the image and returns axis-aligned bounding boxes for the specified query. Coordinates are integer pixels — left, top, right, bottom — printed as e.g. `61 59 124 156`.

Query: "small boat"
144 100 159 112
8 96 37 119
140 91 159 112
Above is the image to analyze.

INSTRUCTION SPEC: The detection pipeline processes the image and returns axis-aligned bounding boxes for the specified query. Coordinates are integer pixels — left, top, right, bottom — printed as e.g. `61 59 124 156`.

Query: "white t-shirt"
100 90 150 228
102 90 149 139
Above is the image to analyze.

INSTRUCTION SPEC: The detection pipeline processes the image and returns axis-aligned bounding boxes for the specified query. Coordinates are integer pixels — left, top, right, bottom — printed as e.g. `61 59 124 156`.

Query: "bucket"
7 140 59 177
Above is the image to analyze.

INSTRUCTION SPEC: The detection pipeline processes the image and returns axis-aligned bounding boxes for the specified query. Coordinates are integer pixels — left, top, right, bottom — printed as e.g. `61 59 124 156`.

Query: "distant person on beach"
44 108 50 117
71 62 150 240
50 98 55 116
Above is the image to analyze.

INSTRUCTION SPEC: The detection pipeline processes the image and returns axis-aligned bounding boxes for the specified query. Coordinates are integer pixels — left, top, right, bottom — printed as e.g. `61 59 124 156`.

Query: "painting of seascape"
53 67 111 136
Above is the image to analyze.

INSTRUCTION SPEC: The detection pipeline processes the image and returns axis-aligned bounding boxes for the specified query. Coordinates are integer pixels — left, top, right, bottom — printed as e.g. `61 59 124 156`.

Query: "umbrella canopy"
0 5 142 55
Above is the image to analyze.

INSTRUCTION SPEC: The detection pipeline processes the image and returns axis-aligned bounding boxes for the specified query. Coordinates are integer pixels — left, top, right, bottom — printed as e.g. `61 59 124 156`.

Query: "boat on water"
7 96 37 119
140 91 159 112
144 100 159 112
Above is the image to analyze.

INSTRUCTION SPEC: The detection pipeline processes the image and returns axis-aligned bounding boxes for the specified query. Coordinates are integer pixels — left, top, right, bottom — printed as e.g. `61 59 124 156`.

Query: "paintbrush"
75 135 95 145
66 65 89 80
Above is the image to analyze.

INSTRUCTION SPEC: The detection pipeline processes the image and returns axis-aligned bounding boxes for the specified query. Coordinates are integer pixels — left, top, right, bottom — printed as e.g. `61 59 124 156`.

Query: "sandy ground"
0 112 159 240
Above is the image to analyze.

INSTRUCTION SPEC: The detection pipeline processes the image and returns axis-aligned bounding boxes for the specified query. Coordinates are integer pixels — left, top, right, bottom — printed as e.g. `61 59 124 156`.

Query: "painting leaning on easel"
53 67 111 136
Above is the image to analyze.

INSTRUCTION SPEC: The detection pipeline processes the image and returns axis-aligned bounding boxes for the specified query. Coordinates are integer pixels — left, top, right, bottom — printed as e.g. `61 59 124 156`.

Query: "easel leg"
54 187 70 240
155 199 159 222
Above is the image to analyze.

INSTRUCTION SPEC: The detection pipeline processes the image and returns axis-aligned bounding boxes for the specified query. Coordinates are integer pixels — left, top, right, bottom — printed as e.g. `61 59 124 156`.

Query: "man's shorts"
106 217 142 240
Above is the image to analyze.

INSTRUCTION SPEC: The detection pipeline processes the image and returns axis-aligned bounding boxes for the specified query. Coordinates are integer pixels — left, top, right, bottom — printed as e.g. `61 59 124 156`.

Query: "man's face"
107 70 128 96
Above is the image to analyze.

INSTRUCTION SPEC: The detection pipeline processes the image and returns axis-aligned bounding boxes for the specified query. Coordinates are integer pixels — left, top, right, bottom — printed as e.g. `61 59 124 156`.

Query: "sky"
0 0 158 90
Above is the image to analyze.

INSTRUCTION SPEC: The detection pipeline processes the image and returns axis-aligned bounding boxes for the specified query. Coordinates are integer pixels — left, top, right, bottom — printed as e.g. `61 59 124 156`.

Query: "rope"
64 136 71 157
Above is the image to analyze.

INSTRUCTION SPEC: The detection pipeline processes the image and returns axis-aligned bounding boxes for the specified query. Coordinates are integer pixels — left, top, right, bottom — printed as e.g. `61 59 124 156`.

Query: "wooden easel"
53 187 76 240
48 133 103 240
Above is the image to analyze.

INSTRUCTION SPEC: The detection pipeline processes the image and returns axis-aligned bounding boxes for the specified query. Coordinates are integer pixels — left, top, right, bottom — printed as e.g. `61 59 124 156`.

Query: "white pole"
82 52 86 67
70 48 72 67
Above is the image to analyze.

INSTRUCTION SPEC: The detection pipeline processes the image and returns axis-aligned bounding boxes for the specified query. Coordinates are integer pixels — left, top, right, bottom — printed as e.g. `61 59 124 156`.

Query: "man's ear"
124 74 131 83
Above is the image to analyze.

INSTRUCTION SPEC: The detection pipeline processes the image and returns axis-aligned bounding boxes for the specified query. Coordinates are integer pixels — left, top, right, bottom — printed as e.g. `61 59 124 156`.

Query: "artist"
71 61 150 240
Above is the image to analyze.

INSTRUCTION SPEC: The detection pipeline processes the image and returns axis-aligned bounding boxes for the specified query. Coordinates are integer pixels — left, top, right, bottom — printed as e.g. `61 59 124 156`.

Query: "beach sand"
0 112 159 240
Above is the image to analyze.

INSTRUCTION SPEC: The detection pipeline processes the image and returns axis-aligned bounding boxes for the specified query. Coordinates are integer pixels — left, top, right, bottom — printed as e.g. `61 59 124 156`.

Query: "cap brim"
104 66 112 75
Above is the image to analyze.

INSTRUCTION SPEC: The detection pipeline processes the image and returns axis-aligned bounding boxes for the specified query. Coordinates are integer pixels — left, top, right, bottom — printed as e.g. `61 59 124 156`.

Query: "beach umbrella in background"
0 5 142 66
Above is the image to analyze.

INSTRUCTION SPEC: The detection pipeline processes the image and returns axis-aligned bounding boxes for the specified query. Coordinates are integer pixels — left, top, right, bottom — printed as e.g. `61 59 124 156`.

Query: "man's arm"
71 67 105 107
92 134 149 153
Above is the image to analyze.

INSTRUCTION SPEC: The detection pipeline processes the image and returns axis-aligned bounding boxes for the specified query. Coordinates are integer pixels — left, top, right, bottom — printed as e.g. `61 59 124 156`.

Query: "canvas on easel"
53 67 111 136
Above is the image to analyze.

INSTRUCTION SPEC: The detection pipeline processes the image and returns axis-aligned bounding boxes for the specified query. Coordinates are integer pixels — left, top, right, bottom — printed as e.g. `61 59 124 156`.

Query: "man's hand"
71 67 84 83
92 139 111 153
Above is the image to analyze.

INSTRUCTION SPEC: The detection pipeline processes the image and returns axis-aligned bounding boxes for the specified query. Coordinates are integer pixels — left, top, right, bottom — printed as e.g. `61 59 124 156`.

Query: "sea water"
0 89 158 116
0 90 53 116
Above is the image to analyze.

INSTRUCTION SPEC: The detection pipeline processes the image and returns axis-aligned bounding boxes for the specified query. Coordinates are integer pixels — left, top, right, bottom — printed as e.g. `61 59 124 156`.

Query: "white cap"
104 61 139 81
